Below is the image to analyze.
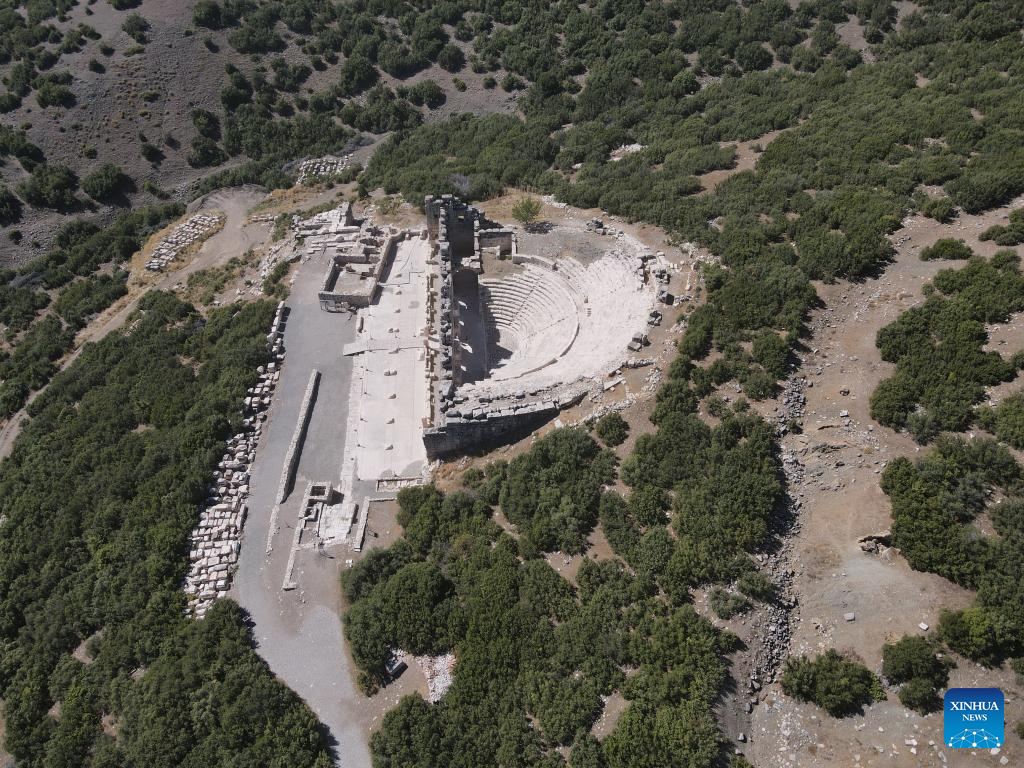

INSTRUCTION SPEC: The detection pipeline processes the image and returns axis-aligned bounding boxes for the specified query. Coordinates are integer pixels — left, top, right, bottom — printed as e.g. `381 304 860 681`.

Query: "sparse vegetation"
121 12 150 45
709 587 750 619
262 259 292 298
186 255 250 305
511 195 542 228
272 212 291 242
981 209 1024 247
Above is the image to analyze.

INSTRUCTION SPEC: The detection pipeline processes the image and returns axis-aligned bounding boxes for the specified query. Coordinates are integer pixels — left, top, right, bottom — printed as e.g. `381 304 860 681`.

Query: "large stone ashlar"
145 212 223 272
183 301 287 618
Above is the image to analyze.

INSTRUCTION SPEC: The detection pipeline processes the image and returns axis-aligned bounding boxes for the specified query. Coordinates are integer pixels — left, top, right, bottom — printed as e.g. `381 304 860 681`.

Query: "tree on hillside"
512 196 542 229
82 163 129 201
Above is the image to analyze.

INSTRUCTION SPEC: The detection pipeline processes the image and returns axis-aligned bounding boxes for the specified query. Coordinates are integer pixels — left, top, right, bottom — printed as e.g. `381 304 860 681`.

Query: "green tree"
595 411 629 447
882 636 953 714
17 164 78 209
781 650 879 717
81 163 128 201
512 196 542 228
920 238 973 261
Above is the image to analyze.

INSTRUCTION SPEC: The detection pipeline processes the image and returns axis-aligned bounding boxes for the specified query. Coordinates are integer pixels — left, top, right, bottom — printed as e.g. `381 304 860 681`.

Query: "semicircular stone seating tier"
470 251 651 399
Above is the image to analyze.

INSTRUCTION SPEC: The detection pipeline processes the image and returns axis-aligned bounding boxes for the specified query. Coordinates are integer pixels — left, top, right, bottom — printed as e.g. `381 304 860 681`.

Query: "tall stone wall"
423 403 558 458
423 195 545 459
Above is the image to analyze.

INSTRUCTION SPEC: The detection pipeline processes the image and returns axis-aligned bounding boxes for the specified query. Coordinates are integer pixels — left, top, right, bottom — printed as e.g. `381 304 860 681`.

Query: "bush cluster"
871 252 1024 441
0 293 332 766
344 482 734 766
781 650 881 717
881 436 1024 666
882 636 953 714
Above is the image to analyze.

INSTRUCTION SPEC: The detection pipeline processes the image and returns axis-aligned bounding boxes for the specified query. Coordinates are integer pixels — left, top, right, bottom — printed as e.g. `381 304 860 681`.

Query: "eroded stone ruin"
422 195 662 456
306 203 402 310
184 301 287 617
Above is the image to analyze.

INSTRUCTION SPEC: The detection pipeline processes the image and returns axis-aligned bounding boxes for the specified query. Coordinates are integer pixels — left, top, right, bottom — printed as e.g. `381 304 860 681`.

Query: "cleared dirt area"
744 200 1024 767
697 129 784 193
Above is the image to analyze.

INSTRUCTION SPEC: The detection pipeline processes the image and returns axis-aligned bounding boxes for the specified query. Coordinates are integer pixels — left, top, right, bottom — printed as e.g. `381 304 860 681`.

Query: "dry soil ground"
0 3 516 266
742 197 1024 768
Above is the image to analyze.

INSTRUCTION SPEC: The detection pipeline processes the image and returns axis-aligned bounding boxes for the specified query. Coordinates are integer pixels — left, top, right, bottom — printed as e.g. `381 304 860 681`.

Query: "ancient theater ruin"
420 195 665 456
314 193 669 516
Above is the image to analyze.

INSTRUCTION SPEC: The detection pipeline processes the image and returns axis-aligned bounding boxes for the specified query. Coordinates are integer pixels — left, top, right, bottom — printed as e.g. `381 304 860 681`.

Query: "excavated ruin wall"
317 233 399 308
423 404 558 458
425 195 559 458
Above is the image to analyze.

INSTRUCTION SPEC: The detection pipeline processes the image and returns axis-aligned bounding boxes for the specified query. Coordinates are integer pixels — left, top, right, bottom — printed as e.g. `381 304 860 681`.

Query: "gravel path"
230 252 371 766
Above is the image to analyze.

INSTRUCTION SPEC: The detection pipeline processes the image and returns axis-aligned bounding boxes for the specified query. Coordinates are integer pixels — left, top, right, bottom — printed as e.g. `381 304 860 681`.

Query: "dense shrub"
121 12 150 44
882 636 953 713
978 392 1024 449
191 107 221 140
0 294 332 766
345 483 734 764
192 0 225 29
0 186 21 224
980 209 1024 247
17 163 78 209
187 135 227 167
781 650 880 717
871 254 1024 439
438 43 465 72
708 587 750 619
81 162 128 201
881 437 1024 666
500 428 616 554
35 74 74 108
920 238 972 261
595 411 629 447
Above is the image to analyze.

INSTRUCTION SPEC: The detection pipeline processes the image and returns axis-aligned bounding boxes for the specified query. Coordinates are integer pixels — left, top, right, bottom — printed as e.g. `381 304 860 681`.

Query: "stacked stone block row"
276 369 320 506
297 154 352 185
185 301 287 617
145 213 223 271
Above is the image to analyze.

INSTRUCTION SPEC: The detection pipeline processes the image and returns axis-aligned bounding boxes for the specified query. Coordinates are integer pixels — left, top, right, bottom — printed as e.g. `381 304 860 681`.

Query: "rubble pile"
145 212 223 271
416 652 456 703
749 549 797 687
184 301 287 617
774 375 807 435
